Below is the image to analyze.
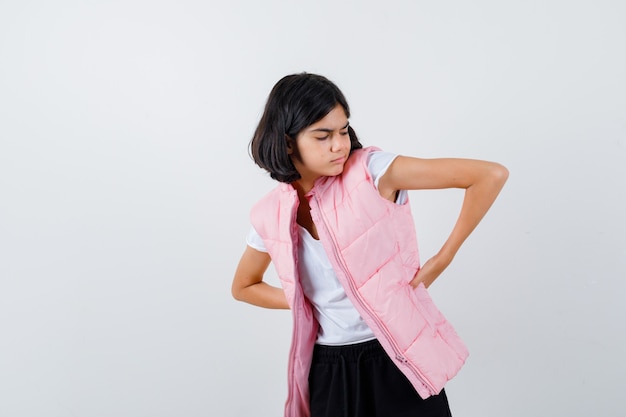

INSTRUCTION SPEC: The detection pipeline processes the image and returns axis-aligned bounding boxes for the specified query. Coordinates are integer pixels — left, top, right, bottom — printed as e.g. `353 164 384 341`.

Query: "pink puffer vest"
250 147 468 417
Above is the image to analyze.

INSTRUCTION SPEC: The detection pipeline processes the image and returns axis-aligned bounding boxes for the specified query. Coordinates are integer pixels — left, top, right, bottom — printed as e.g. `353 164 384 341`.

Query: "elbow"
231 283 244 302
491 163 509 187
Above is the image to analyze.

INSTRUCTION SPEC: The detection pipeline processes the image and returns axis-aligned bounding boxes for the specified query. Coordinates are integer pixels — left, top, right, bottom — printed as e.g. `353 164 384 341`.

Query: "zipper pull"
395 354 408 364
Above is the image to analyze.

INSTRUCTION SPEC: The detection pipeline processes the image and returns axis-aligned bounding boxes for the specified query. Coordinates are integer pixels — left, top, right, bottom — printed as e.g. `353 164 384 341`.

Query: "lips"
331 156 346 164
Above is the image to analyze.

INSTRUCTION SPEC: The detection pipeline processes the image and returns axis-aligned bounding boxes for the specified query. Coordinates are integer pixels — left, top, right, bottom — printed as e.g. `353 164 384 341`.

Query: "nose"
330 133 349 152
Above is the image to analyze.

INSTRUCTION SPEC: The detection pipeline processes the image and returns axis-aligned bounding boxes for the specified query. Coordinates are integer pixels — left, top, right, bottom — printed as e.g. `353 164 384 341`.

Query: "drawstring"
340 354 349 417
353 348 366 416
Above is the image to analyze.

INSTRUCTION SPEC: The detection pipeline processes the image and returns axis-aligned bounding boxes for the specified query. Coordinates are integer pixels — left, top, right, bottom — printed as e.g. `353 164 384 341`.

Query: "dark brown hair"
249 73 363 183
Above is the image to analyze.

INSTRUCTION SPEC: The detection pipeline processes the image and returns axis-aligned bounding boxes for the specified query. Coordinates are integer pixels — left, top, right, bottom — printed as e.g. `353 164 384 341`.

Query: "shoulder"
345 146 401 176
250 185 282 219
250 183 296 235
342 146 383 175
347 146 382 164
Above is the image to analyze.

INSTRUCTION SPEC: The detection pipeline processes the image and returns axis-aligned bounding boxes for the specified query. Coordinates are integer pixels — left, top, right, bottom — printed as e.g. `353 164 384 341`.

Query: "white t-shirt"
246 151 407 345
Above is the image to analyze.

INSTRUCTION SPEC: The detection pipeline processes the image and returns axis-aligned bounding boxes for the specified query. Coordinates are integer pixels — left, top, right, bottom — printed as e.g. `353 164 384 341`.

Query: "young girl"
232 73 508 417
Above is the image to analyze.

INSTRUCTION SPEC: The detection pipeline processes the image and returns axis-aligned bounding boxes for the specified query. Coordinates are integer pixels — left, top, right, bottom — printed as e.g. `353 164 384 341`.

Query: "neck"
292 174 321 196
292 180 312 197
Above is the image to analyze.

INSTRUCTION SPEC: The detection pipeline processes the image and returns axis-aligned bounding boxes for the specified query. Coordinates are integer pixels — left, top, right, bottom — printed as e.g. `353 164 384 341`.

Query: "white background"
1 1 625 416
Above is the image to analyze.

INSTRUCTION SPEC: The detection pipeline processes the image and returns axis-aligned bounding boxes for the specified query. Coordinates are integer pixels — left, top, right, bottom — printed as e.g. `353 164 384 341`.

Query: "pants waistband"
312 339 384 364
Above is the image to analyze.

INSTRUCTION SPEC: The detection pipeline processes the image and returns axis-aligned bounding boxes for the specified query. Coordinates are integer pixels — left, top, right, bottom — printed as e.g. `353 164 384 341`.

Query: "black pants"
308 339 452 417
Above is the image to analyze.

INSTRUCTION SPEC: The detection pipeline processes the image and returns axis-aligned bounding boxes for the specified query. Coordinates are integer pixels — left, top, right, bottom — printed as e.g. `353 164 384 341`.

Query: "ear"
285 135 294 155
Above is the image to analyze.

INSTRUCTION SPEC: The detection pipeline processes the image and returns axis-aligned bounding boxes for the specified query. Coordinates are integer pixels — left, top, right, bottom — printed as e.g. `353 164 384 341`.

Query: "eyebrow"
309 121 350 133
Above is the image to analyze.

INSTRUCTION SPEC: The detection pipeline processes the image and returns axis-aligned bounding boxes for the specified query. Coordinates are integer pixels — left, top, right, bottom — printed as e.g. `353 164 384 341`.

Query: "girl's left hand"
409 252 452 289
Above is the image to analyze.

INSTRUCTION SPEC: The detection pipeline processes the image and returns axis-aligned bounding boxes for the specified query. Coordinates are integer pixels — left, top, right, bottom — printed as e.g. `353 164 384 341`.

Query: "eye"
316 135 330 141
340 130 349 136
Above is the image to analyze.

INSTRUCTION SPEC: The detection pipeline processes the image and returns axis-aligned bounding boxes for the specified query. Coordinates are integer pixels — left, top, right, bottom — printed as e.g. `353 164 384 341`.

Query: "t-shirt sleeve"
367 150 408 205
246 226 268 252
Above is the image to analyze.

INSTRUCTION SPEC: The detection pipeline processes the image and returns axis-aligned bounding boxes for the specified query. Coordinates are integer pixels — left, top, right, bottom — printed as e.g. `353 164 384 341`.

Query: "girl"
232 73 508 417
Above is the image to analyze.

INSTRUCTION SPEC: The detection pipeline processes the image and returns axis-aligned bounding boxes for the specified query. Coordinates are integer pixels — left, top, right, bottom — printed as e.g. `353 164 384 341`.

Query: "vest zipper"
285 191 302 417
311 193 437 397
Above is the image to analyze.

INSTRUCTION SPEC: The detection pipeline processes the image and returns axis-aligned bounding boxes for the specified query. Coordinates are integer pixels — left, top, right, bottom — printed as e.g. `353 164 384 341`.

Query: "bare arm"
378 156 509 288
231 245 289 309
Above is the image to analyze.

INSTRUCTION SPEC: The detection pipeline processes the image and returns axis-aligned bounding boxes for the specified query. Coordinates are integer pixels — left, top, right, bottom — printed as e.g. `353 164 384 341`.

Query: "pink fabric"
251 147 469 417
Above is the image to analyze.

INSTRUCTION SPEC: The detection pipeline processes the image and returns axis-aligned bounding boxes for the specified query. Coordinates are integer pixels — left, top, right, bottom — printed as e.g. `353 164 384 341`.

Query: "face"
288 104 351 190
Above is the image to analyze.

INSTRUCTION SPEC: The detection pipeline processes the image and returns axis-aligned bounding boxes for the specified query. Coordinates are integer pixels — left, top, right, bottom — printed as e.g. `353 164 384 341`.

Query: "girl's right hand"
409 251 453 289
